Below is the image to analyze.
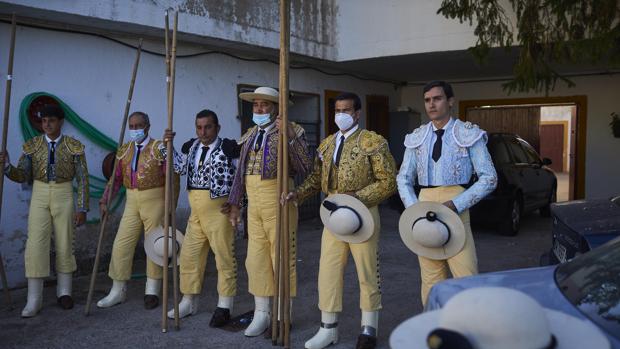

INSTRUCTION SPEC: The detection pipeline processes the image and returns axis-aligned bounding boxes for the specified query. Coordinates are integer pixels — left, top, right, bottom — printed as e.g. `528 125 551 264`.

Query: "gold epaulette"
238 126 257 145
291 122 306 138
152 139 165 161
22 136 44 155
62 136 85 155
116 142 132 160
359 129 388 156
318 133 336 154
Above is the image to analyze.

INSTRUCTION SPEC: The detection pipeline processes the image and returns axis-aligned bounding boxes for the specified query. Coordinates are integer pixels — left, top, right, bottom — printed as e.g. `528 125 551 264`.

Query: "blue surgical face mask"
252 113 272 127
128 128 145 142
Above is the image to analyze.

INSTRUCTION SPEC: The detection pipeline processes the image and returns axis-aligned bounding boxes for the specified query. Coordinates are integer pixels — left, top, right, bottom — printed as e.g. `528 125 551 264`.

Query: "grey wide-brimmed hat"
144 226 185 267
319 194 374 244
238 86 293 106
398 201 466 260
390 287 610 349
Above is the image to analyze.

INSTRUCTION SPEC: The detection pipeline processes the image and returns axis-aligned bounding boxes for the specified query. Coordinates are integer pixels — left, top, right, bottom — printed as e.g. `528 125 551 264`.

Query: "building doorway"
460 96 587 201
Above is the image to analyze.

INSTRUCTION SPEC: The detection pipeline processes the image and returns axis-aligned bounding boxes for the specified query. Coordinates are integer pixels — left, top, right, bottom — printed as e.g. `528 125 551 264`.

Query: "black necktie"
198 146 209 167
133 144 143 172
254 129 266 152
49 141 56 165
432 129 445 162
334 135 345 167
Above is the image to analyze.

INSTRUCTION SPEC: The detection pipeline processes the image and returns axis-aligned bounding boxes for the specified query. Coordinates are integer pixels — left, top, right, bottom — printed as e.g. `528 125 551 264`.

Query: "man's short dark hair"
335 92 362 111
40 104 64 119
423 80 454 99
129 111 150 126
196 109 219 125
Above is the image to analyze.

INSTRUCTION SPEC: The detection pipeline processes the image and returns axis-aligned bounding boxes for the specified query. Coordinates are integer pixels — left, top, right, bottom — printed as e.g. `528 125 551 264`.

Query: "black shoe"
209 307 231 328
57 295 74 310
356 334 377 349
144 295 159 309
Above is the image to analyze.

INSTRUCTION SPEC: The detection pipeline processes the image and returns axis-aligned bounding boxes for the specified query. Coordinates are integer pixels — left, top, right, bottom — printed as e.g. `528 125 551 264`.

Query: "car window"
488 140 512 165
612 196 620 207
506 138 529 164
518 139 541 165
555 237 620 340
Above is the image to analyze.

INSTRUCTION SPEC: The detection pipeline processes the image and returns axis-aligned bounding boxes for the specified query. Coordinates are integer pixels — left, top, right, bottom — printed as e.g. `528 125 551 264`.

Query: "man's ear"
448 97 455 108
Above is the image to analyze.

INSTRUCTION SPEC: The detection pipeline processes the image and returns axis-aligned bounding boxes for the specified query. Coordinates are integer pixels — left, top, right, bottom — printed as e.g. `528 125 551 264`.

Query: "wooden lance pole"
272 0 292 346
162 10 180 332
0 13 17 311
84 38 143 316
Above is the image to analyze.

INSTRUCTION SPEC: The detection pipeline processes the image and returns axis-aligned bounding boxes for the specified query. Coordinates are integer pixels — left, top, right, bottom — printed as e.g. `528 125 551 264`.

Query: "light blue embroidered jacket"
397 118 497 213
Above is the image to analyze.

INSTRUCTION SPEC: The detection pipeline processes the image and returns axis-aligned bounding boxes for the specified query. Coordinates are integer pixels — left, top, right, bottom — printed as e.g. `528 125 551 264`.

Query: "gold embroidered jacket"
5 135 89 211
296 128 397 208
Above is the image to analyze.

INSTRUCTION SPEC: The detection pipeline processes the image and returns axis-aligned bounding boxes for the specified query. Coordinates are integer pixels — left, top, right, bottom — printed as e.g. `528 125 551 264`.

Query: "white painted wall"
0 22 397 287
400 75 620 200
335 0 478 61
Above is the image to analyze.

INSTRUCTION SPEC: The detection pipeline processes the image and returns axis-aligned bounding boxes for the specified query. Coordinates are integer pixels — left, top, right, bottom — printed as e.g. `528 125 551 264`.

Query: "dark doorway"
366 95 390 140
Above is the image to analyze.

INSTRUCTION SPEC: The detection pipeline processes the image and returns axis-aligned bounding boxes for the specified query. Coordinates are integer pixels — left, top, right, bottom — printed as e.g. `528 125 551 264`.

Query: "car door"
519 138 553 205
505 136 538 211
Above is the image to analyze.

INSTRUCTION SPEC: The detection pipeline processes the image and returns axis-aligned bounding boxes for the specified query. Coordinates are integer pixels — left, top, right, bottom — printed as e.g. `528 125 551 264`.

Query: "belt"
418 184 466 189
187 186 210 191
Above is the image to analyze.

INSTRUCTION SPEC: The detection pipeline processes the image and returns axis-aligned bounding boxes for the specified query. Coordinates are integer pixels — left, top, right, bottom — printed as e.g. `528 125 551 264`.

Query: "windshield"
555 237 620 339
612 196 620 207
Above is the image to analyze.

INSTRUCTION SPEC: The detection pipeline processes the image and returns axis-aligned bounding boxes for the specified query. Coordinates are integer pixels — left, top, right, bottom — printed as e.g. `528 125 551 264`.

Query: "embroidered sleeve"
5 153 32 183
452 136 498 213
288 127 312 178
354 142 397 207
295 154 322 204
73 154 90 211
158 142 185 175
397 147 419 208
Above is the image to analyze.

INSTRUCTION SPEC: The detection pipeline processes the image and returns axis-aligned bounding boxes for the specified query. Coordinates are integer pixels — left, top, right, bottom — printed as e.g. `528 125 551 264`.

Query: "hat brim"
319 194 375 244
390 308 610 349
144 226 185 267
398 201 466 260
238 92 294 106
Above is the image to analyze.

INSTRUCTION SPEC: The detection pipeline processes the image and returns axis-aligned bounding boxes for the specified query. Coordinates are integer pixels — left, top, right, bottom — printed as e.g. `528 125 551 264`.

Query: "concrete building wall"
335 0 478 61
399 75 620 200
0 22 397 287
0 0 339 60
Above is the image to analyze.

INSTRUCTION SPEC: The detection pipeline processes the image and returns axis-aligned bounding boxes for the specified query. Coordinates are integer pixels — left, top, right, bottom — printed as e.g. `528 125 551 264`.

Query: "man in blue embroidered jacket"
396 81 497 305
164 109 240 327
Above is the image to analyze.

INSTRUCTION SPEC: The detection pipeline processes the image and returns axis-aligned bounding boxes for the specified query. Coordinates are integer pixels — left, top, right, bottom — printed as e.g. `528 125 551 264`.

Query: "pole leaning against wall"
84 39 143 316
0 13 17 311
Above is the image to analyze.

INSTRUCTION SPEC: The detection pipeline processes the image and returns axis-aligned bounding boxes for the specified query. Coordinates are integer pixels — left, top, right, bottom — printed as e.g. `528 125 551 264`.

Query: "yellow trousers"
25 181 76 278
180 190 236 296
418 185 478 306
108 187 164 281
245 175 297 297
318 205 381 312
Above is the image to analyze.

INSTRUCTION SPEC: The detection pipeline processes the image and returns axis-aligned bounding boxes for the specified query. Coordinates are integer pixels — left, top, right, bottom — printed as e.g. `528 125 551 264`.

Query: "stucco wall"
0 0 338 60
0 22 397 287
399 75 620 200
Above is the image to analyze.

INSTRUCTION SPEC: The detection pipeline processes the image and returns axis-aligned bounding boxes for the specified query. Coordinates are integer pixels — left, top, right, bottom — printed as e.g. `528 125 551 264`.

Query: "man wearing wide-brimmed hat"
396 80 497 306
287 92 397 349
0 104 89 317
227 86 312 337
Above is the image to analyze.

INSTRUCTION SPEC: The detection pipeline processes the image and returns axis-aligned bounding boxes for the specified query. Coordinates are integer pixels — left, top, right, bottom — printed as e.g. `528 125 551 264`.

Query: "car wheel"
499 198 520 236
539 185 557 218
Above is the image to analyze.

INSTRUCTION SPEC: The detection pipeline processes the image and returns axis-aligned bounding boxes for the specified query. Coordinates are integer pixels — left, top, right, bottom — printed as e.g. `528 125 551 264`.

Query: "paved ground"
0 207 552 349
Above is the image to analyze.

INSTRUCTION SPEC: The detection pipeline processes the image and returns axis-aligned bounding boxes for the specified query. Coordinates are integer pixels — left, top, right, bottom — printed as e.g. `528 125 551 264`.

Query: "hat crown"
327 206 361 236
153 236 177 258
252 86 279 98
439 287 553 349
411 217 450 248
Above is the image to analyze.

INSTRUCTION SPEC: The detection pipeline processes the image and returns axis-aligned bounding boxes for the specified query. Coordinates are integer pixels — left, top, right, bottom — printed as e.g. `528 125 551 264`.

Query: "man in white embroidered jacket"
396 81 497 305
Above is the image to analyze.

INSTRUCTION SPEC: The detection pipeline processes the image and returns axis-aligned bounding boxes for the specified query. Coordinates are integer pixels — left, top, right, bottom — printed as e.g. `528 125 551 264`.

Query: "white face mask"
335 112 355 131
128 128 145 142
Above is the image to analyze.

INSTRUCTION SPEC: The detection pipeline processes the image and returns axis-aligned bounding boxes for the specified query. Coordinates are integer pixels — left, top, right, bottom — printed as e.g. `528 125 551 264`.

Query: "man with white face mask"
286 92 397 349
227 86 312 338
97 111 181 310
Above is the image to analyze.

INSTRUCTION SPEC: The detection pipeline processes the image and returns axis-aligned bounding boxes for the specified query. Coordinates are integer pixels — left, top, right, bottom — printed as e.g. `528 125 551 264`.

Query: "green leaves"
438 0 620 94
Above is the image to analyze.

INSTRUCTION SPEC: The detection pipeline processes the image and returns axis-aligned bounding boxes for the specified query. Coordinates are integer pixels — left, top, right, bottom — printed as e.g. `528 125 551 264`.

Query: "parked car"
542 195 620 265
425 237 620 348
470 133 557 235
